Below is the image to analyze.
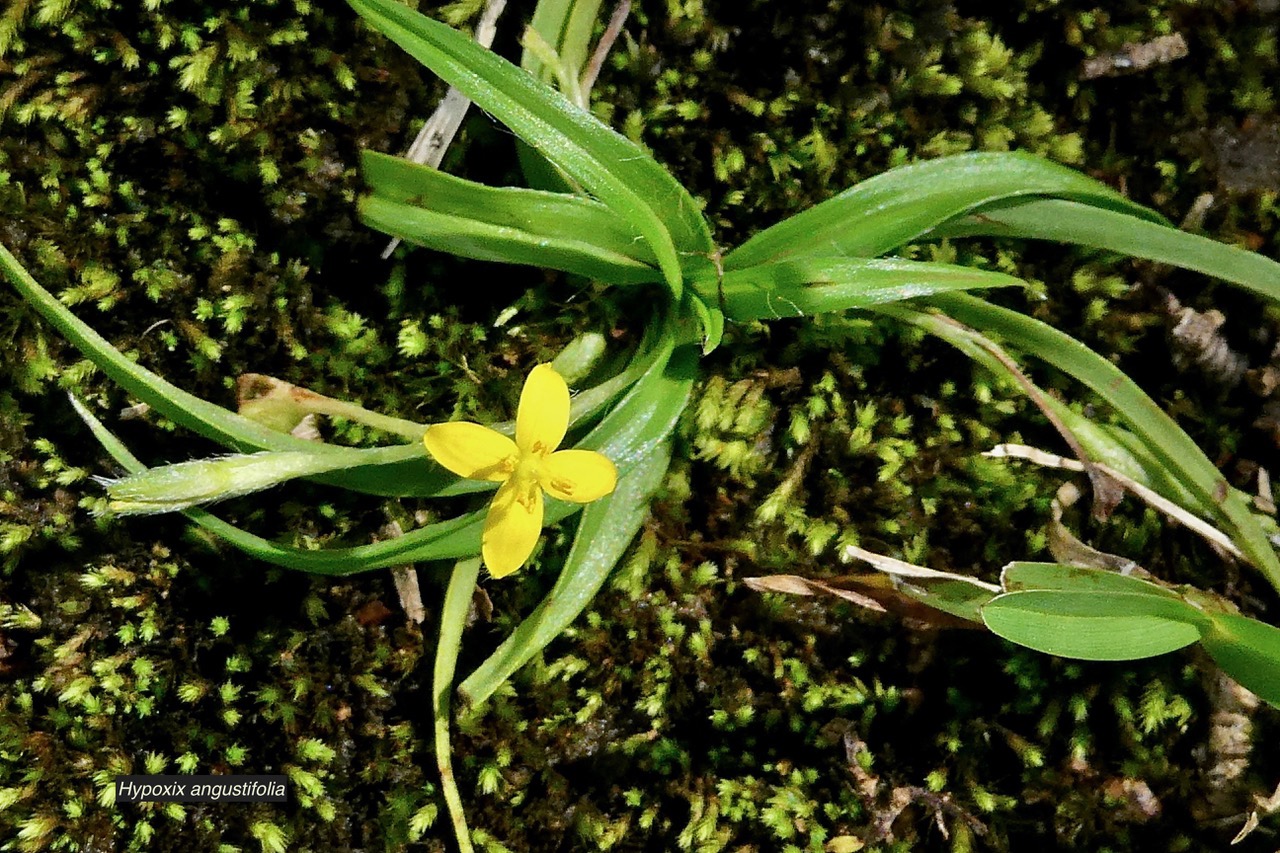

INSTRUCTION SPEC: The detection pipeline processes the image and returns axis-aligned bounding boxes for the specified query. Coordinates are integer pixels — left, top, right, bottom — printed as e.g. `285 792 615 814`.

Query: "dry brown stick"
579 0 631 99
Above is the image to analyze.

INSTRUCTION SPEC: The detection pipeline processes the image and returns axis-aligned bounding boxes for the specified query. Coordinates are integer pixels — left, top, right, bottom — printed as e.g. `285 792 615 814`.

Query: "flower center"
511 453 543 510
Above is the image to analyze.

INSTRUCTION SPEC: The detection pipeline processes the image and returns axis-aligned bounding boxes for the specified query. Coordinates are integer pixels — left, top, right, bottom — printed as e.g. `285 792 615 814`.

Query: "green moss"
3 0 1280 850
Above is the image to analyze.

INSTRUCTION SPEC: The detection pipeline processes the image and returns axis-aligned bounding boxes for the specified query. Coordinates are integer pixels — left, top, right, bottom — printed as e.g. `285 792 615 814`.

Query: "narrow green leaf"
685 292 724 354
1000 562 1183 599
1199 611 1280 709
725 152 1161 270
1 242 330 455
881 301 1247 564
558 0 605 78
576 319 695 467
362 150 661 277
982 590 1205 660
721 256 1024 321
2 240 463 500
927 293 1280 589
517 0 605 191
348 0 713 297
361 195 662 285
521 0 576 81
928 197 1280 304
1048 403 1205 514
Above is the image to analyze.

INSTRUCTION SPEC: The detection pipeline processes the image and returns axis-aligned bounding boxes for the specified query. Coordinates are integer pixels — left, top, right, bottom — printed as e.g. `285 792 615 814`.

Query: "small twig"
1079 33 1188 81
579 0 631 99
378 521 426 624
986 443 1245 560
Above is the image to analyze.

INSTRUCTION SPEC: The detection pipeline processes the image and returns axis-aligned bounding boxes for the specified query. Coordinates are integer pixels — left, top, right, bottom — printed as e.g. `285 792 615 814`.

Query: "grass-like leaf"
1 243 329 455
720 256 1024 321
103 447 421 514
361 151 661 284
926 292 1280 589
347 0 713 298
725 152 1161 270
1 240 474 499
361 195 662 285
928 197 1280 304
433 557 481 853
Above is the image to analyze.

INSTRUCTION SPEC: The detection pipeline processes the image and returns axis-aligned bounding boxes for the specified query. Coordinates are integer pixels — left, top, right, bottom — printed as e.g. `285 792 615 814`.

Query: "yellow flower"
423 364 618 577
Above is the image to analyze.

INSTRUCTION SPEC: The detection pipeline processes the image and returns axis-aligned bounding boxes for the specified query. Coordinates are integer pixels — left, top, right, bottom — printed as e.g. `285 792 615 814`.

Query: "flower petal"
516 363 570 456
423 422 518 482
539 449 618 503
482 476 544 577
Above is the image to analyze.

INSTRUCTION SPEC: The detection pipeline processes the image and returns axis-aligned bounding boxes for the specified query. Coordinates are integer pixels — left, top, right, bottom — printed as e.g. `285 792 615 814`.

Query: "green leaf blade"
981 590 1205 661
1000 562 1184 599
362 150 661 272
929 198 1280 304
360 195 662 285
1199 611 1280 709
1 243 325 455
725 152 1161 269
929 292 1280 588
721 256 1024 321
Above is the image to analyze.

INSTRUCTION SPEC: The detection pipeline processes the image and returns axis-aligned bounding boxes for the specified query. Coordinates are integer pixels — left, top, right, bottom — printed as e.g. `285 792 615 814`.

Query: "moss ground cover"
2 0 1279 849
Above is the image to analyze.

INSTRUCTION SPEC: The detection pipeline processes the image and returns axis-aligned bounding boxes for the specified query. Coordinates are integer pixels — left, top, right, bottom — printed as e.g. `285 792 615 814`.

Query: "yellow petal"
539 449 618 503
423 422 518 482
515 364 570 456
482 476 544 577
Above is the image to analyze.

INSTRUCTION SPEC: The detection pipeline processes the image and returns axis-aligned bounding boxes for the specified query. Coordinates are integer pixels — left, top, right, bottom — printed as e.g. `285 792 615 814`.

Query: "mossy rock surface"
2 0 1279 851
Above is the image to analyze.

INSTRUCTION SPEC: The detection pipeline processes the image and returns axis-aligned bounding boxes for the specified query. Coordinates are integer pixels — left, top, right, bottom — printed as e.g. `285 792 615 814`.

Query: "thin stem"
434 557 481 853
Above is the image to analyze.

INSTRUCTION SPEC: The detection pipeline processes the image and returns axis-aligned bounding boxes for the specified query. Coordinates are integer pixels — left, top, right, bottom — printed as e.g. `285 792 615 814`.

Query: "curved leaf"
725 151 1161 270
927 197 1280 304
361 195 662 285
104 446 419 514
433 557 481 852
1 242 337 455
362 150 662 282
720 256 1024 321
